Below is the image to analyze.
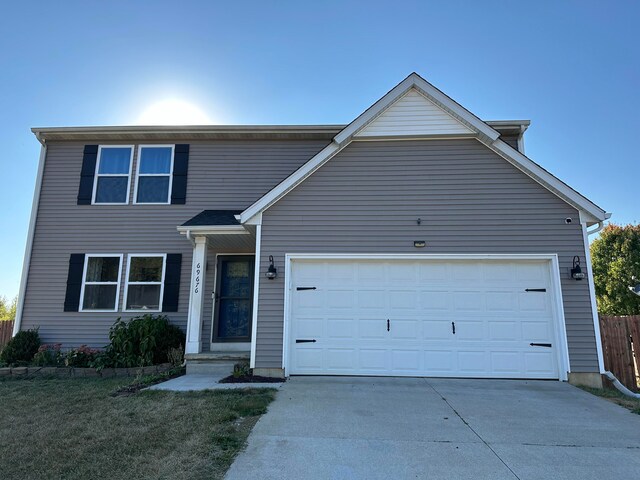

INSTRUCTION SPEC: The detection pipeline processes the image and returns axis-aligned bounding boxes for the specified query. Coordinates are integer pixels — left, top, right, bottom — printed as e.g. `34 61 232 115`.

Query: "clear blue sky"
1 1 638 299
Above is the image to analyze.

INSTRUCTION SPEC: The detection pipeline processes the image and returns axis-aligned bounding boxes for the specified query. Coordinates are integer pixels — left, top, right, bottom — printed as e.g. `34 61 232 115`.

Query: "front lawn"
579 386 640 414
0 376 276 480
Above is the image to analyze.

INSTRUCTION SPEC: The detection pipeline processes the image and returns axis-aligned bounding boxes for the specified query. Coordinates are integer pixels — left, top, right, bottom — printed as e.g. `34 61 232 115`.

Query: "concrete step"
186 362 236 376
185 351 250 363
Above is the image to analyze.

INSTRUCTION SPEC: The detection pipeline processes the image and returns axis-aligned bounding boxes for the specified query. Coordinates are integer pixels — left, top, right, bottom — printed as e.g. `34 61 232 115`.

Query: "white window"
92 146 134 204
134 145 174 204
80 254 123 312
124 254 166 312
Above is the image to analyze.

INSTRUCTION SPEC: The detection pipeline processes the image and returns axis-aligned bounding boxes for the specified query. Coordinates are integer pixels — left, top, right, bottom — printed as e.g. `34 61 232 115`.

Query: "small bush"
0 328 41 366
105 314 185 367
167 344 185 367
32 344 64 367
65 345 101 368
232 362 251 378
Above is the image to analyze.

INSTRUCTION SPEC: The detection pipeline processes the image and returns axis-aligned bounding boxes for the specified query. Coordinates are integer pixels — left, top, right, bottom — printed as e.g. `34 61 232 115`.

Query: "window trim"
133 145 175 205
123 253 167 313
79 254 124 312
91 145 134 205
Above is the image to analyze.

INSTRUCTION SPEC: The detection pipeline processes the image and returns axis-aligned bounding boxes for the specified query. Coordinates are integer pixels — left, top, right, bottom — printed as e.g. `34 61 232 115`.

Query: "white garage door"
288 258 561 379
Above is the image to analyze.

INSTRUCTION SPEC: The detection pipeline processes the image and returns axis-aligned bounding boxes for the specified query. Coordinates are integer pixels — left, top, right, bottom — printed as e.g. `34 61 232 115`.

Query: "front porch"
177 210 260 367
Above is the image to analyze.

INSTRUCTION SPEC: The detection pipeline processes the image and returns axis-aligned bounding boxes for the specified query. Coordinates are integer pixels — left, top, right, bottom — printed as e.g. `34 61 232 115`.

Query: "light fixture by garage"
266 255 277 279
570 256 585 280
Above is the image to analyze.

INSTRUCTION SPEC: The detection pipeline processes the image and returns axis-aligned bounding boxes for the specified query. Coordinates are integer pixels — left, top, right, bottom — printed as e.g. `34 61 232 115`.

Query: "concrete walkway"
225 377 640 480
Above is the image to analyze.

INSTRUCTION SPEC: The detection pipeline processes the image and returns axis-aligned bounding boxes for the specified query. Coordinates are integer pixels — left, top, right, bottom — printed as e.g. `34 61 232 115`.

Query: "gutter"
13 138 47 336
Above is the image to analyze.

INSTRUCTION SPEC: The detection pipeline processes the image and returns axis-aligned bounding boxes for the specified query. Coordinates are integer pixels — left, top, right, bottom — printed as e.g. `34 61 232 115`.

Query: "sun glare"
137 99 213 125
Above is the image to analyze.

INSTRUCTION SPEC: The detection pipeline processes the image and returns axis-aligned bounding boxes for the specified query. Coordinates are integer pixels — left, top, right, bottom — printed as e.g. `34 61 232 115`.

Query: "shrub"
105 314 185 367
0 328 41 366
233 362 251 378
32 344 64 367
167 344 185 367
65 345 101 368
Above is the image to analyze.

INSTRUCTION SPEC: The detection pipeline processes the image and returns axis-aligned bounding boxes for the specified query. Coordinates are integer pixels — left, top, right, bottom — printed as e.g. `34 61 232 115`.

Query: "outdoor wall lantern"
571 256 585 280
266 255 278 280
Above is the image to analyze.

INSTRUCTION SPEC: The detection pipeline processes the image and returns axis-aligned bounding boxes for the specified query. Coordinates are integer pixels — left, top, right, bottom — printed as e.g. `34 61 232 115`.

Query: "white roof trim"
240 73 609 224
177 225 249 235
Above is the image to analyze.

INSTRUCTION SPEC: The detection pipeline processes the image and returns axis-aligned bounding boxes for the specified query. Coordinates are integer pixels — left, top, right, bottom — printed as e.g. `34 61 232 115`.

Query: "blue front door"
213 256 254 342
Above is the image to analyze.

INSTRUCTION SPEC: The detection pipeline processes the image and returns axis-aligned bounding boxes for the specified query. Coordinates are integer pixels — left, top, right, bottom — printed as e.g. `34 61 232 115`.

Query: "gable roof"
239 73 608 225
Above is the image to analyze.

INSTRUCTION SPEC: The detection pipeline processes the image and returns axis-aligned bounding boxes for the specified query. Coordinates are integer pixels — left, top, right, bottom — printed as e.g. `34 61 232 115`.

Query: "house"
14 73 609 387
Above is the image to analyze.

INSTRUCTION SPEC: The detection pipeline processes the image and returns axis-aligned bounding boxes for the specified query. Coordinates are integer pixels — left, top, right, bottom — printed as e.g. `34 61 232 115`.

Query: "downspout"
13 135 47 336
585 214 639 398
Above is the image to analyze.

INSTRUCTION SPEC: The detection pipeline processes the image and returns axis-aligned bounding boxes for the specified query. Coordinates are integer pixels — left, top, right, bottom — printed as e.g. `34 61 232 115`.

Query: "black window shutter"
64 254 86 312
77 145 98 205
162 254 182 312
171 144 189 204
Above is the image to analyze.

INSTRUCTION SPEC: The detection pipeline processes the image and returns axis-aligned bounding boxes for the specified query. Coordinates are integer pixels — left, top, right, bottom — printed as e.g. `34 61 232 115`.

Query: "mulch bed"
219 374 285 384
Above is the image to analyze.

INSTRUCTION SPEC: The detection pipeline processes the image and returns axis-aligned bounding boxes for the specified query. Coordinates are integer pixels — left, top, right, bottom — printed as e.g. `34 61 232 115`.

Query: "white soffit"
355 88 474 138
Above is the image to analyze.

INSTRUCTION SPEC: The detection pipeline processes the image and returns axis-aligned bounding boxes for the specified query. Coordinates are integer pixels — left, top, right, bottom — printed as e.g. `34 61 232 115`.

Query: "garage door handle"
525 288 546 292
387 319 390 332
296 287 317 291
530 343 552 347
452 322 455 335
296 339 316 343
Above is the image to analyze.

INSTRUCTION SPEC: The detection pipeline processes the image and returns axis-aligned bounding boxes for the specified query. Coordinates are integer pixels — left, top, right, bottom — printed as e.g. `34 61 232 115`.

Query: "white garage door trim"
282 254 570 381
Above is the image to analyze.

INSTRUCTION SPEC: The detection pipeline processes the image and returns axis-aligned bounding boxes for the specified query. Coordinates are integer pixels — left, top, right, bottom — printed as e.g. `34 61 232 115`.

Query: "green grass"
0 376 276 480
579 386 640 415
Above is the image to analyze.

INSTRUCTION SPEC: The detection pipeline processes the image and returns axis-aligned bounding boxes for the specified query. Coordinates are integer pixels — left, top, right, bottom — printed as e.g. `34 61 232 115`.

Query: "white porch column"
186 236 207 354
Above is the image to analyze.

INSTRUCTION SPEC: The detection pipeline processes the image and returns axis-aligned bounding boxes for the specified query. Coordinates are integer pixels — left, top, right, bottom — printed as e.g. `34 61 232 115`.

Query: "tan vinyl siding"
21 139 328 347
257 139 598 373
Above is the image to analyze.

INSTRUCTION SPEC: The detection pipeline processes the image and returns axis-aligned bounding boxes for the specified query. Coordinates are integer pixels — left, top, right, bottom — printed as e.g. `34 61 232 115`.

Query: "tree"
0 296 17 321
591 224 640 315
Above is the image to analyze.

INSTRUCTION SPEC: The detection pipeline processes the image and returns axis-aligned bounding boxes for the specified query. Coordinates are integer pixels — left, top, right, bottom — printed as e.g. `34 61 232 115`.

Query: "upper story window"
80 254 123 312
92 146 133 204
134 146 174 204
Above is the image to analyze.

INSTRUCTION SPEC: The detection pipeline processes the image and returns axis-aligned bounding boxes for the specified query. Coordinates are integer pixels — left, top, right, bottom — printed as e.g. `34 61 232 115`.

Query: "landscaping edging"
0 363 174 378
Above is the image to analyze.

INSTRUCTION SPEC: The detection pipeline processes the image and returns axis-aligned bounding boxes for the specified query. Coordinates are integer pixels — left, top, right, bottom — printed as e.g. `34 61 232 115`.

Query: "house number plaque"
194 263 201 294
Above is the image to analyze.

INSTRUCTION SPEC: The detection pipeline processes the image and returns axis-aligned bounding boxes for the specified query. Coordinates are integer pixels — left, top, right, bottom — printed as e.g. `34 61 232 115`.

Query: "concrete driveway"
225 377 640 480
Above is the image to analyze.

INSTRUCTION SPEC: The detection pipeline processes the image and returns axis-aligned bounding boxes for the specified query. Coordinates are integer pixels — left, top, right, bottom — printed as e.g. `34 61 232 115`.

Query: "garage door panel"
295 318 324 338
358 289 386 308
360 349 388 370
422 320 451 340
488 320 519 341
359 318 386 339
454 291 485 311
457 351 488 373
456 320 485 340
490 351 522 373
391 350 421 371
327 318 356 339
289 258 560 379
419 290 451 310
390 319 420 339
524 351 556 374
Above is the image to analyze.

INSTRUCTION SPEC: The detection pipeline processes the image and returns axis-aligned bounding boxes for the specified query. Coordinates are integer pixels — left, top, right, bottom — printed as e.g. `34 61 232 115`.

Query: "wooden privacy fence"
0 321 14 349
599 315 640 391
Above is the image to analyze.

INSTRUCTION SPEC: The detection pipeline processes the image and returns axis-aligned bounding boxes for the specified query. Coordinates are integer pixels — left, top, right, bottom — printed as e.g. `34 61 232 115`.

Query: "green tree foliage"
0 296 17 321
591 224 640 315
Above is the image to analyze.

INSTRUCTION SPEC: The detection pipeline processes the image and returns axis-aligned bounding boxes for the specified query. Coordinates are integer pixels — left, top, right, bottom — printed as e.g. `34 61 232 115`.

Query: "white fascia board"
485 138 608 222
240 142 340 223
14 143 47 336
176 225 249 235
